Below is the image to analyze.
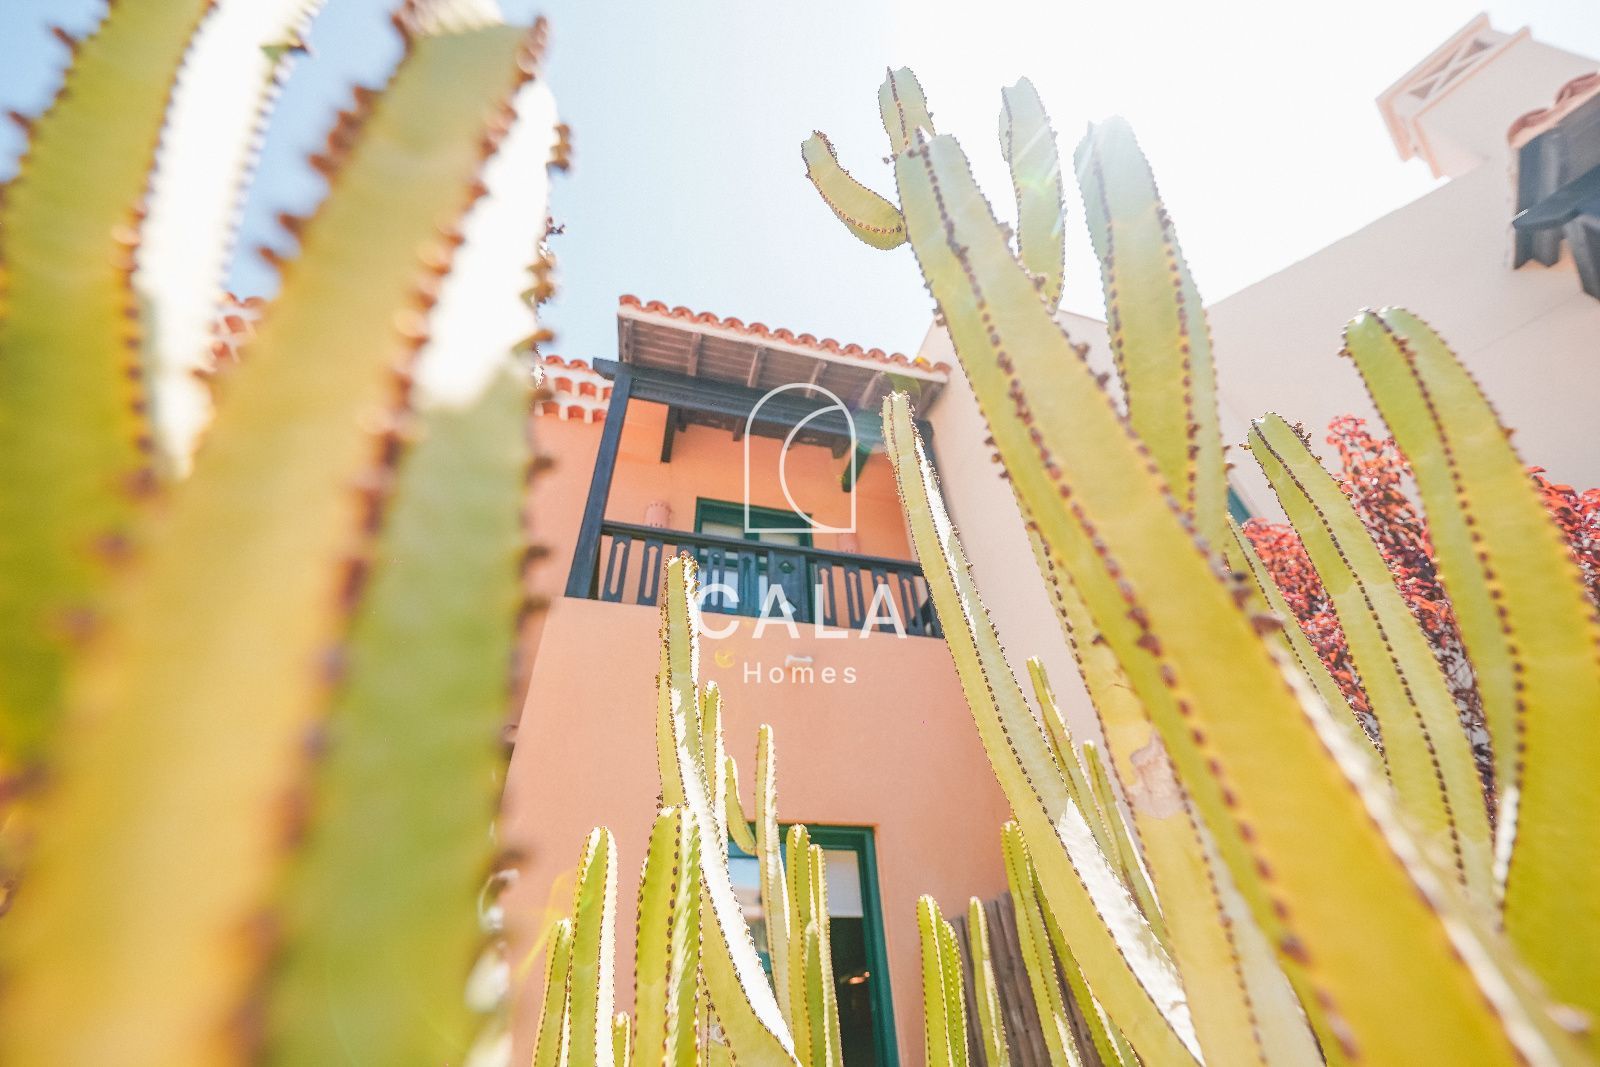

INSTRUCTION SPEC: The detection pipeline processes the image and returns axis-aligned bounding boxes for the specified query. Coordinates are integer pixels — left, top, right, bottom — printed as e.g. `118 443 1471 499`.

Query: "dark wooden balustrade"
576 520 942 638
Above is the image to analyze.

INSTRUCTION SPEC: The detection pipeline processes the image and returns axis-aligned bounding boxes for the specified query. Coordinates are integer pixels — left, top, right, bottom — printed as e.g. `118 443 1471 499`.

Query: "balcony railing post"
565 364 633 598
589 519 944 638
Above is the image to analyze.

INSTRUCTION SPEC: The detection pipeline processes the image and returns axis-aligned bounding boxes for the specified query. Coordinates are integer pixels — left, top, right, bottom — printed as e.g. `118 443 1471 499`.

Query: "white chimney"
1376 14 1599 179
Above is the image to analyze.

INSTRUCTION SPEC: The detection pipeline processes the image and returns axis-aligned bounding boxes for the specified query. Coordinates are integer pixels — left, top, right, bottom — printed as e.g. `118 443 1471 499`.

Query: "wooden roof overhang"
612 297 949 452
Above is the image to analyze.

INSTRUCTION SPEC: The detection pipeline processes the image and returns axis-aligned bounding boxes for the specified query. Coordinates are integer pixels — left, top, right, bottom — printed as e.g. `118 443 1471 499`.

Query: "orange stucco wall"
505 399 1010 1066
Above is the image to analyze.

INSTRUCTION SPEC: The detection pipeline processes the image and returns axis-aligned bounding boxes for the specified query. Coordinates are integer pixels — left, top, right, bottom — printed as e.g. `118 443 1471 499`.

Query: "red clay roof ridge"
617 294 950 375
1508 71 1600 145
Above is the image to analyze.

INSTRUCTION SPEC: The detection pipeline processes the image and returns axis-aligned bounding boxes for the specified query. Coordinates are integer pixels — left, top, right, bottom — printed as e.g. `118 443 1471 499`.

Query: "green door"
727 825 898 1066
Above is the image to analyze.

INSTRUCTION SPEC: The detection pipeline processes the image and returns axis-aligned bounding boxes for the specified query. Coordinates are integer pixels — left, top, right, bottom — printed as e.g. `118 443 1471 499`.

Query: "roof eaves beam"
618 317 635 364
857 370 887 411
593 358 870 444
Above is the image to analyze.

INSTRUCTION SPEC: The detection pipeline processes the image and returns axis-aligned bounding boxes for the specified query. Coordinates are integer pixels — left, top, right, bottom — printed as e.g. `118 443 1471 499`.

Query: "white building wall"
1211 159 1600 517
919 23 1600 741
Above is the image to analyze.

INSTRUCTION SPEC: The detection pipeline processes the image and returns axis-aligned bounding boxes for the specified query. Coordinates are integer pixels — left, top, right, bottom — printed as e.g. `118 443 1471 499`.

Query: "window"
1514 91 1600 300
1226 486 1253 525
727 826 898 1066
694 499 812 619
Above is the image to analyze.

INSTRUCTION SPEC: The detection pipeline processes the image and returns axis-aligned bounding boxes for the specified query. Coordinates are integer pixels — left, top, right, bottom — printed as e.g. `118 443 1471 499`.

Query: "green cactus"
801 133 907 251
916 896 968 1067
631 807 701 1067
1032 860 1138 1067
656 562 801 1064
756 724 794 1021
966 898 1010 1067
1232 519 1378 757
1343 308 1600 1018
1247 412 1493 901
724 755 759 856
813 66 1597 1063
532 919 576 1067
787 825 819 1064
881 396 1199 1066
878 67 936 154
999 78 1066 308
1074 117 1230 562
569 828 620 1067
1001 822 1088 1067
614 1012 634 1067
530 558 860 1067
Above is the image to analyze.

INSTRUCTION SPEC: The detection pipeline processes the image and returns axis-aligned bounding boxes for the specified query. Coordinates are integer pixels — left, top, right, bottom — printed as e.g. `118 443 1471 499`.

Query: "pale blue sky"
3 2 1597 365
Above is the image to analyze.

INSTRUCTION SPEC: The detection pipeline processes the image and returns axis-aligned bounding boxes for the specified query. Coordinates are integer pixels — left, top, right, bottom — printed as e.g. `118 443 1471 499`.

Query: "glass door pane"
727 828 895 1066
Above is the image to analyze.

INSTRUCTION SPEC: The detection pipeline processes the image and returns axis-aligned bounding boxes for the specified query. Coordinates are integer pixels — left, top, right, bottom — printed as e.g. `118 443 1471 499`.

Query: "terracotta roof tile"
618 294 949 374
534 353 610 422
1508 71 1600 145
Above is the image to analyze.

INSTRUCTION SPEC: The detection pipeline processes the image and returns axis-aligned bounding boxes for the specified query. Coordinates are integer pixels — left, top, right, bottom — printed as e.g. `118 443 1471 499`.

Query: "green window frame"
693 498 814 546
694 498 813 620
1226 485 1253 524
729 824 898 1067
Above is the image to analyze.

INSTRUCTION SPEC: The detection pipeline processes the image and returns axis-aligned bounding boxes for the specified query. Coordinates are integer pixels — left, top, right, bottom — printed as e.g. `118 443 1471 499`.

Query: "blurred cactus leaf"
613 1012 632 1067
998 78 1065 306
263 361 532 1065
1344 306 1600 1024
0 0 209 779
264 39 554 1057
136 0 325 469
0 19 540 1065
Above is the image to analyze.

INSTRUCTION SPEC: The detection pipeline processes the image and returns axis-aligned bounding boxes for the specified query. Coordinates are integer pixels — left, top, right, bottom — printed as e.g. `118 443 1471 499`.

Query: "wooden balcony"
559 318 948 641
577 520 942 638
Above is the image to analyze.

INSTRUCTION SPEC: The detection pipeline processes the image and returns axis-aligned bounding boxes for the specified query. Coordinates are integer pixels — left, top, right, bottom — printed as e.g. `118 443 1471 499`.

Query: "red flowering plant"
1531 468 1600 605
1242 416 1600 798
